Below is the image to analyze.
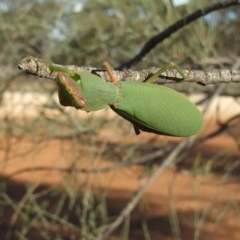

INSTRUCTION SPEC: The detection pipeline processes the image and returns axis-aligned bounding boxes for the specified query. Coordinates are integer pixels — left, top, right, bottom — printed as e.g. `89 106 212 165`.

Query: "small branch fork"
19 56 240 86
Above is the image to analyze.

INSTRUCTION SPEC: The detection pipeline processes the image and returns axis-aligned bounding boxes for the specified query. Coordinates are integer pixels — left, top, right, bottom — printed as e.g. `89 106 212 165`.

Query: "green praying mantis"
41 60 203 137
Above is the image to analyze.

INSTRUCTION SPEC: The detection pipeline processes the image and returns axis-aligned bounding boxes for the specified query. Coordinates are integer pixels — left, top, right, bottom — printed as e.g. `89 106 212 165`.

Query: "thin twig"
19 56 240 86
97 139 189 240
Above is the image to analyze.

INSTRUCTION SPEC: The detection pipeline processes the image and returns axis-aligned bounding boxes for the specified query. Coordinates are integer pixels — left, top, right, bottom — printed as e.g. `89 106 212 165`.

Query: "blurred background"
1 0 240 239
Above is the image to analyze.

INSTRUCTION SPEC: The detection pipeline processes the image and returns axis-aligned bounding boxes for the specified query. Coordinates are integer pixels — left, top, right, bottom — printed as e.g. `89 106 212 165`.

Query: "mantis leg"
146 62 188 84
37 61 86 109
103 61 118 83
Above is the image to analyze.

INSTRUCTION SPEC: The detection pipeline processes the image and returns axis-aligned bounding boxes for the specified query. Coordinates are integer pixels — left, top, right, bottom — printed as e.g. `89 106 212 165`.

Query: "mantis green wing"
111 81 203 136
103 61 203 136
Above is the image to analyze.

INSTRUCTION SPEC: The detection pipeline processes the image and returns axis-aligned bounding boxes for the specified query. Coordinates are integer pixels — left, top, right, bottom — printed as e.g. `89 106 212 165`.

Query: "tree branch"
19 56 240 86
117 0 240 69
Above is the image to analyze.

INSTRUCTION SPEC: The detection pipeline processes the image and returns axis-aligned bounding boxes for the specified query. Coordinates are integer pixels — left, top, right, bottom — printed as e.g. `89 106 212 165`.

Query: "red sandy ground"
1 117 240 240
